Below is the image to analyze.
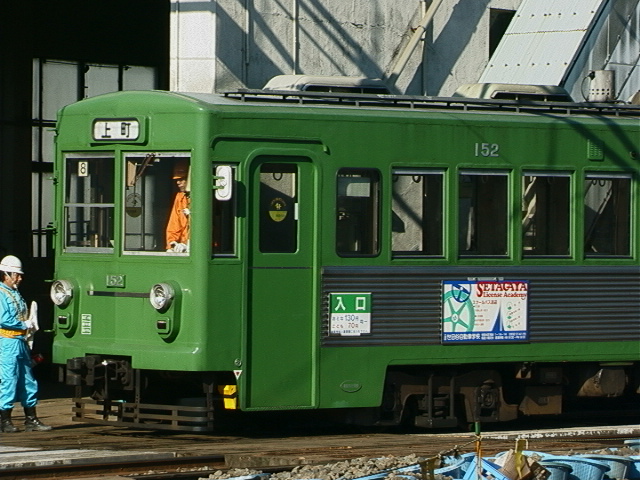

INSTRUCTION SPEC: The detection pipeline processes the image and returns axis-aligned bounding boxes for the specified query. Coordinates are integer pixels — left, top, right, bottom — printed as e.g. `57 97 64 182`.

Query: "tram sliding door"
246 156 317 409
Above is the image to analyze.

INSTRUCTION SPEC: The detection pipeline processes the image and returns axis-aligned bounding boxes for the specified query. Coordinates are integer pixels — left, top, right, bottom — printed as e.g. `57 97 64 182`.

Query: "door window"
259 163 298 253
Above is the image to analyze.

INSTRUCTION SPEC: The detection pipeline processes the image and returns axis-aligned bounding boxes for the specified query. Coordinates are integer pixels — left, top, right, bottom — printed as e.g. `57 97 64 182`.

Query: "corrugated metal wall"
321 265 639 347
480 0 608 86
479 0 640 102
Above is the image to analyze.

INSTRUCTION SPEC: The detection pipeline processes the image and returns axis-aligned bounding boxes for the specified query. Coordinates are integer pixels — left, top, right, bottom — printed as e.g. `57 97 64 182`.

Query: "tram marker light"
214 165 233 201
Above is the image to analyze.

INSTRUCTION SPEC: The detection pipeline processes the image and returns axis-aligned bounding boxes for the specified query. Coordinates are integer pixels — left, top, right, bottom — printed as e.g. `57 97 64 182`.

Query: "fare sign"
92 119 139 141
330 292 371 336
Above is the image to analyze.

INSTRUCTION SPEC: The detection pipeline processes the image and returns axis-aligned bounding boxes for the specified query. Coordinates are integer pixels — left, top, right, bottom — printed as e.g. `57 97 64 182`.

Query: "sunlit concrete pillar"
170 0 217 93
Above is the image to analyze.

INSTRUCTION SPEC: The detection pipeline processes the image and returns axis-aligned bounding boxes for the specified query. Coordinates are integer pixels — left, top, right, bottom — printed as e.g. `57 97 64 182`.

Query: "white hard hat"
0 255 23 274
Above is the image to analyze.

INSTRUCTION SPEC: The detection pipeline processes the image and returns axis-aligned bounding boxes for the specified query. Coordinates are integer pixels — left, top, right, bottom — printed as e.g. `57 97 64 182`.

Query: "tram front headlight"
149 283 175 311
50 279 74 307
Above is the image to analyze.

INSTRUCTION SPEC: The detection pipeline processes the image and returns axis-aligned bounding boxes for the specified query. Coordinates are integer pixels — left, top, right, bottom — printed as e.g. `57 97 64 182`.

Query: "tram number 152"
474 143 500 157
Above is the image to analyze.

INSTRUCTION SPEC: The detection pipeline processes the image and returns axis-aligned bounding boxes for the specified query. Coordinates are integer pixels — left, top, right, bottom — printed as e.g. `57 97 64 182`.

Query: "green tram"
50 87 640 431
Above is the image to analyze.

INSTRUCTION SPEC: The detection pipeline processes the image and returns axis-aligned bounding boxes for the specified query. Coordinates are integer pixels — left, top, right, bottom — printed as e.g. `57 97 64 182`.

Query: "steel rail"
0 453 226 480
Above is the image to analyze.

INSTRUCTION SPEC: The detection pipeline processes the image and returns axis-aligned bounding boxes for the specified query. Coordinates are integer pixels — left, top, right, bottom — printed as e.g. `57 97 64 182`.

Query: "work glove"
169 241 188 253
25 301 39 349
25 301 39 332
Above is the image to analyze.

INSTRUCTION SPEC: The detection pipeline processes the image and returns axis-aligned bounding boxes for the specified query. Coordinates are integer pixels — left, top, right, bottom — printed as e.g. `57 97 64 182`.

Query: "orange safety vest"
166 192 190 249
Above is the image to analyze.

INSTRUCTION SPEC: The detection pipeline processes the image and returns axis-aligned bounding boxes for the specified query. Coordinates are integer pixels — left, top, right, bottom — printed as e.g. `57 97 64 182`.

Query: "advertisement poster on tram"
441 280 529 343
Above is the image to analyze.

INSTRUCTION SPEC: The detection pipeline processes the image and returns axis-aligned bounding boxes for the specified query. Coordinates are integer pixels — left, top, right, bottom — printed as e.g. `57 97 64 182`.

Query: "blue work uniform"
0 283 38 411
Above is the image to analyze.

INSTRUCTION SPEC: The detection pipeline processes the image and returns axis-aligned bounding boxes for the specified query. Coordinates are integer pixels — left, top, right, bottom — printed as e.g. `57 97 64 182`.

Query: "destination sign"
93 119 140 141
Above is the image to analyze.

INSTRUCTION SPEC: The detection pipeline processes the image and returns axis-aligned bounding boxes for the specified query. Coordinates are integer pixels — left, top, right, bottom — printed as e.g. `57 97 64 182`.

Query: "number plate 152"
475 143 500 157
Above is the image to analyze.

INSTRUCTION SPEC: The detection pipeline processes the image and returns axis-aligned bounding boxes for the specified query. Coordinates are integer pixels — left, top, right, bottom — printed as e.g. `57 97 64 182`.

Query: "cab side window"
212 165 236 256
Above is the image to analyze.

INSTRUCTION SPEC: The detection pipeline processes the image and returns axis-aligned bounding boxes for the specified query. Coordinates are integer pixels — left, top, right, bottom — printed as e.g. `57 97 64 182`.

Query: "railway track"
1 423 637 480
1 393 637 479
0 453 226 480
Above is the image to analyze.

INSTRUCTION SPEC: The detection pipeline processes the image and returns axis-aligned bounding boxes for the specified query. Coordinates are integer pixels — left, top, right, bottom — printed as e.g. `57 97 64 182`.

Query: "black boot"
23 406 52 432
1 409 18 433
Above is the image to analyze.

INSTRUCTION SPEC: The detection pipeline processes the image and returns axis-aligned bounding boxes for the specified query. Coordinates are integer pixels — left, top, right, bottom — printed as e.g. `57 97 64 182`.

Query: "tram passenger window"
64 155 115 252
522 173 570 256
458 172 508 256
392 171 443 256
259 163 297 253
123 154 190 254
584 175 631 256
212 165 235 255
336 169 380 256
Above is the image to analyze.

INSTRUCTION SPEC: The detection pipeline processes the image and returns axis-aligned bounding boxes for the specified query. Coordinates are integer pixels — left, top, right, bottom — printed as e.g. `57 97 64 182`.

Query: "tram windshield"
123 154 191 254
64 154 115 252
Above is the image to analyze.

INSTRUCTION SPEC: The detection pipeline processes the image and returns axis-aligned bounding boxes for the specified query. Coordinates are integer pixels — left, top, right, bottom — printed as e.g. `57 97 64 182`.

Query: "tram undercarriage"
62 355 637 432
348 363 637 429
62 355 227 431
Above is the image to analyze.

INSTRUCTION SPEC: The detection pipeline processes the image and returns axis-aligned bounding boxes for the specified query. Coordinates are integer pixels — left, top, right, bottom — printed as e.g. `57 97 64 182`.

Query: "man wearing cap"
0 255 51 432
166 160 190 253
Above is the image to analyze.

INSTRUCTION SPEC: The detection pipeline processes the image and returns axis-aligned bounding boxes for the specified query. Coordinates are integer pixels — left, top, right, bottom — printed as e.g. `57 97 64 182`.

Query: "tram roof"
219 89 640 118
61 88 640 120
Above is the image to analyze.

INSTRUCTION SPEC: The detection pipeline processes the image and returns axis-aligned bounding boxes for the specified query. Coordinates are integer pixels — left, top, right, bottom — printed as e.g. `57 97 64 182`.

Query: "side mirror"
214 165 233 201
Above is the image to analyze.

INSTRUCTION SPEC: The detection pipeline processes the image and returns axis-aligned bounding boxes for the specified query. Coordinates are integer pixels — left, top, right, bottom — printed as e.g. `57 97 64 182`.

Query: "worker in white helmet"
0 255 51 432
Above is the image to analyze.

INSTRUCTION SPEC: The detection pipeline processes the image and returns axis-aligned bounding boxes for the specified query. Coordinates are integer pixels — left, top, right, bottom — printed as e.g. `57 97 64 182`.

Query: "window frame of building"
32 58 157 257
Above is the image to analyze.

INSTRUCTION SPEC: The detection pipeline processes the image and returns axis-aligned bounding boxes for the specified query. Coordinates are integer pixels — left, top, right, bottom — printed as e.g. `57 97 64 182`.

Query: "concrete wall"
171 0 522 96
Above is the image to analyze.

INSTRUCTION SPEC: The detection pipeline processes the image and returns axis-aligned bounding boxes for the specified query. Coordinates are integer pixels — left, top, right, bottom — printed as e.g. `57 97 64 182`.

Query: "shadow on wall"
215 0 392 91
411 0 490 96
215 0 491 95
